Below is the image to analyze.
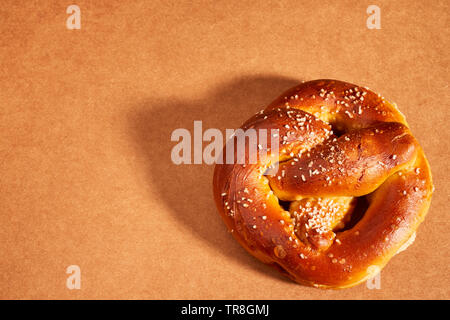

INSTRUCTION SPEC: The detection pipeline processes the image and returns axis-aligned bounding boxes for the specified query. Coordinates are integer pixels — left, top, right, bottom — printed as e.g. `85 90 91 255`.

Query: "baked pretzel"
213 79 433 288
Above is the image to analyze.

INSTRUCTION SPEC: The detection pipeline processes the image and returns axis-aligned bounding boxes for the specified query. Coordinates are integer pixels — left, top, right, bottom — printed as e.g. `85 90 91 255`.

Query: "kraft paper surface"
0 0 448 299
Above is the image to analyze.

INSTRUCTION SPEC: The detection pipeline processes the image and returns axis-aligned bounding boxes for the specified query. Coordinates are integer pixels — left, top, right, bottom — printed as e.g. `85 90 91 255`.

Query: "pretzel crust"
213 79 433 288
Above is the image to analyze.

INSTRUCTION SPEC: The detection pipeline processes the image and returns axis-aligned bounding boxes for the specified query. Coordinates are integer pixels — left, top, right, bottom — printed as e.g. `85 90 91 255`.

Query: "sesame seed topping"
274 245 287 259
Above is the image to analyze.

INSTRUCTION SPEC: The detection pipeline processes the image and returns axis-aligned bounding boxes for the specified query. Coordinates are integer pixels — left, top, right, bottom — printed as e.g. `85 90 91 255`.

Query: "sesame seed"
274 245 287 259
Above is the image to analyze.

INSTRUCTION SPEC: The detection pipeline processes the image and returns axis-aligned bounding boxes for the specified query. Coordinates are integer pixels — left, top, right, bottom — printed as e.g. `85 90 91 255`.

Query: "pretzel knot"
213 79 433 288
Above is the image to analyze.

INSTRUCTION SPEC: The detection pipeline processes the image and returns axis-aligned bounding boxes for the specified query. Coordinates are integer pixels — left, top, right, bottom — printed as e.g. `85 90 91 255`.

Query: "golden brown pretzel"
213 79 433 288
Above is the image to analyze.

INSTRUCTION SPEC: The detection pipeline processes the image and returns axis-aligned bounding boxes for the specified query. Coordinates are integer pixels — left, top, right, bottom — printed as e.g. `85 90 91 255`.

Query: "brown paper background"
0 0 448 299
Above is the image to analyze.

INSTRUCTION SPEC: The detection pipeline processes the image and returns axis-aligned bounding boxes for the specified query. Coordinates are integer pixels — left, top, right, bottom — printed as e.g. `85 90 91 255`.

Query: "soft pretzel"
213 79 433 288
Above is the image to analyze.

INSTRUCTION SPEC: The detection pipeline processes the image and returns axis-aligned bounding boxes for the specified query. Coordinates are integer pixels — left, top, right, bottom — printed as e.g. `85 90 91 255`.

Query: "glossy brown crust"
213 79 433 288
